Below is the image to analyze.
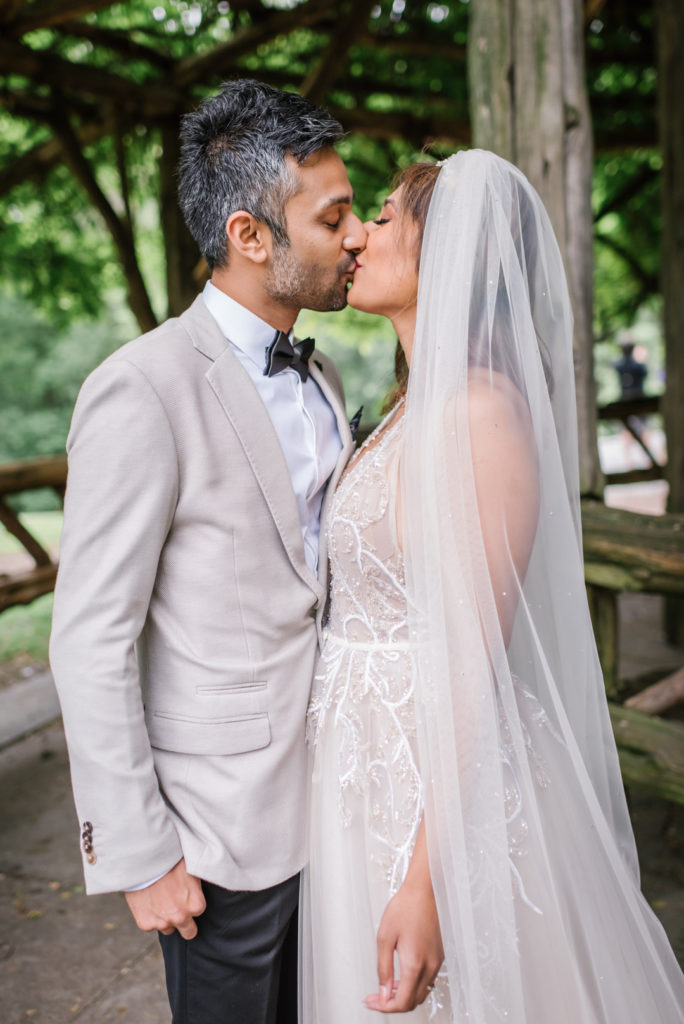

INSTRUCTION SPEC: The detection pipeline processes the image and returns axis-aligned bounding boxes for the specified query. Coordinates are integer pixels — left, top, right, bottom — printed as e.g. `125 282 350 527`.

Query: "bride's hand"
364 858 443 1013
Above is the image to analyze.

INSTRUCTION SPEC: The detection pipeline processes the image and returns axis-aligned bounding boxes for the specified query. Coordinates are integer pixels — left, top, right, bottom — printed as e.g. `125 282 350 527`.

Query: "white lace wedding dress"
303 401 451 1022
301 393 684 1024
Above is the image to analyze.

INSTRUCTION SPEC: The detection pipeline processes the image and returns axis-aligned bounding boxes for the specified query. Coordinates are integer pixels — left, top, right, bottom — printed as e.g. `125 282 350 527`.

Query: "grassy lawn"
0 512 62 665
0 593 53 663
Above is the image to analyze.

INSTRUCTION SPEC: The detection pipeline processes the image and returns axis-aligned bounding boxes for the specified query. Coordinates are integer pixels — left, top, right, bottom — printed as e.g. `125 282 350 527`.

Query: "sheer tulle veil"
401 151 684 1021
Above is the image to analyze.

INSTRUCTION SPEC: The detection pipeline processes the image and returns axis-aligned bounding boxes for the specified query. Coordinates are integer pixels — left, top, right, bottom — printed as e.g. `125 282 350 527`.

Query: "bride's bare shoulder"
461 368 532 437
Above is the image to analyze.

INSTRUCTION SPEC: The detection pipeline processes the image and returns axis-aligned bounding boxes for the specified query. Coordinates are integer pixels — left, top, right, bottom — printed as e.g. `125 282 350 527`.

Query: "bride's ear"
225 211 271 264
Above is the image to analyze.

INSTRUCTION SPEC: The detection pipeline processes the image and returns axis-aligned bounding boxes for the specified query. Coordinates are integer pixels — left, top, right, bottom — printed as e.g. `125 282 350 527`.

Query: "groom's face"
264 149 366 312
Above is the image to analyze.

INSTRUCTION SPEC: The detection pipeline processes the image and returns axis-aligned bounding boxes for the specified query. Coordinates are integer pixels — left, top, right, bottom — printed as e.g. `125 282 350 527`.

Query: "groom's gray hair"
178 79 344 270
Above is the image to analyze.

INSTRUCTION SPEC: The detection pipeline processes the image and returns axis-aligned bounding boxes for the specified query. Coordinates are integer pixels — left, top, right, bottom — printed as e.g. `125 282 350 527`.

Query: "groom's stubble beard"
265 240 352 312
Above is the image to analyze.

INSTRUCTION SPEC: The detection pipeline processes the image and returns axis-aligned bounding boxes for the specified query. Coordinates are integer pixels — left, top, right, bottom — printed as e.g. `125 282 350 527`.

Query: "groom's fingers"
124 858 206 939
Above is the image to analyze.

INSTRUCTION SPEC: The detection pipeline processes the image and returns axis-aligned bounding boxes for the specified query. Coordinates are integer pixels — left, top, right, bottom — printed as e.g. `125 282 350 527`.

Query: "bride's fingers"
374 923 396 1003
365 968 439 1014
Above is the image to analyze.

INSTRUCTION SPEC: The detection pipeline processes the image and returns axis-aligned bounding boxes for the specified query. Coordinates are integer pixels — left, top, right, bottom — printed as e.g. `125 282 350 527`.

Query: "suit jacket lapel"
308 359 355 595
182 298 324 601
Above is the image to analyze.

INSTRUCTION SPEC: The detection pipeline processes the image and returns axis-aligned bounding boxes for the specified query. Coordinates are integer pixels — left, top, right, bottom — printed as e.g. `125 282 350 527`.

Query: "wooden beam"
0 565 58 612
0 455 67 496
609 701 684 803
626 666 684 715
0 498 52 566
603 466 665 486
597 395 661 420
581 500 684 595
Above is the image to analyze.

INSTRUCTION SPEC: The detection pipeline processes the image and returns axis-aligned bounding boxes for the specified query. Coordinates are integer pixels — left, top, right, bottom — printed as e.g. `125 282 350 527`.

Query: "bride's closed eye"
373 217 390 226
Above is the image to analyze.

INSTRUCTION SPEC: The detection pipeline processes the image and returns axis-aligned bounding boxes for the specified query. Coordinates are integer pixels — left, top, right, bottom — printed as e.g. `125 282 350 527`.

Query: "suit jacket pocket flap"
148 711 271 756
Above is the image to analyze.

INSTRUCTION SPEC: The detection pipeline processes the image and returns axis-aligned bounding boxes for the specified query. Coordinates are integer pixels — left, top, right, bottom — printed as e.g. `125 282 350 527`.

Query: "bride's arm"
364 816 442 1014
366 374 540 1014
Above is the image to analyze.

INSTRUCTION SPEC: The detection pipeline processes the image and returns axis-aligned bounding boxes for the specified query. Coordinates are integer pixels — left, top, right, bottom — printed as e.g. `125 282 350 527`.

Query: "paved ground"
0 591 682 1021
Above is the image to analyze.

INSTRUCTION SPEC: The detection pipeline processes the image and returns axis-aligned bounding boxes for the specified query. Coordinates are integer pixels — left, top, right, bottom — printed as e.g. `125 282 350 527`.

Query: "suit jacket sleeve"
50 357 184 893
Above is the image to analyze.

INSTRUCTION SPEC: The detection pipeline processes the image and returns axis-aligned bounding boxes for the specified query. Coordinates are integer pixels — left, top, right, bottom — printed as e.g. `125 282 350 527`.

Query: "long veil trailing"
402 151 684 1022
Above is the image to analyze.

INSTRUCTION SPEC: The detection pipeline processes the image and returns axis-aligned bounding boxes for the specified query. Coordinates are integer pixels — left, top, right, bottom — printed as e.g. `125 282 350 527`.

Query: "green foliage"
296 305 397 424
0 0 666 432
0 290 132 471
593 150 662 344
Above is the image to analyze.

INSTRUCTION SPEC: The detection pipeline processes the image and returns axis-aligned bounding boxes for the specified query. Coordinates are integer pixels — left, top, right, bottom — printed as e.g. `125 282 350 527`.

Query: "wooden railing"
0 455 67 612
581 500 684 804
597 394 664 485
582 499 684 695
0 455 682 801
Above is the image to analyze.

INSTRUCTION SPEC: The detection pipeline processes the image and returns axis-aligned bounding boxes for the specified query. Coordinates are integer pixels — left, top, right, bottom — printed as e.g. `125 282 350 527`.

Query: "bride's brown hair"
382 161 441 413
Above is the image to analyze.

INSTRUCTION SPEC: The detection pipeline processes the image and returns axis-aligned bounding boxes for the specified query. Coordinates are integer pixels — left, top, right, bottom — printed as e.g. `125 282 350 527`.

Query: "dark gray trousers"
158 873 299 1024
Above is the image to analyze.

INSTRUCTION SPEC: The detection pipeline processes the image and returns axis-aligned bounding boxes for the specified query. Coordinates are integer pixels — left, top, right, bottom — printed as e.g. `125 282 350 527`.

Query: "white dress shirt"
202 281 342 576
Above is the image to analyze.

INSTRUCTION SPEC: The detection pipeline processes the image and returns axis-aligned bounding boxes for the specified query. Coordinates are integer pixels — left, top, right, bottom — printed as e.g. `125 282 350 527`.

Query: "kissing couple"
51 80 684 1023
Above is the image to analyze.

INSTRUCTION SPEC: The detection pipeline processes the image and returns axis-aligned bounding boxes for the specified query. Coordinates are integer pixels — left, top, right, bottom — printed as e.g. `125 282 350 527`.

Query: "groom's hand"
124 858 206 940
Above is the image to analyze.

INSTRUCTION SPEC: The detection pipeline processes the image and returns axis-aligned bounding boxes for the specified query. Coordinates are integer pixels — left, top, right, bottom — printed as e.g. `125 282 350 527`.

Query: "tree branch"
53 19 174 70
329 105 470 146
355 29 466 59
48 110 158 333
0 38 183 117
301 0 378 104
595 231 659 292
594 162 659 222
174 0 333 86
4 0 118 35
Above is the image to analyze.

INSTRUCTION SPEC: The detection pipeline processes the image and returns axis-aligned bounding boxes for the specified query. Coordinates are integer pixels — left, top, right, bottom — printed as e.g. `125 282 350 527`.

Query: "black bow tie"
263 331 315 382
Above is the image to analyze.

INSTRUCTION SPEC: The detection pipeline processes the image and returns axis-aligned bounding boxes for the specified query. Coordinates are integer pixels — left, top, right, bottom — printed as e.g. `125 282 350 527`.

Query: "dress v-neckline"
341 396 405 484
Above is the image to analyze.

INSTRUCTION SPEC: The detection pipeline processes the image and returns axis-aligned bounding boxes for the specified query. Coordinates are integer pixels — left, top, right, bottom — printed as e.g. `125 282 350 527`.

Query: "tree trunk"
468 0 602 496
655 0 684 643
159 119 202 319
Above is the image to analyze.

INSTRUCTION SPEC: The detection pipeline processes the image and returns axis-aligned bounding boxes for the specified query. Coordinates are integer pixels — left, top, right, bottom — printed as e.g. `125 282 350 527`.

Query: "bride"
301 151 684 1022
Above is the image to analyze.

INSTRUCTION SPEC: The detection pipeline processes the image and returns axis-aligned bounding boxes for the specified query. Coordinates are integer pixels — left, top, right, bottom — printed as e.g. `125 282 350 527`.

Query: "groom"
49 79 366 1023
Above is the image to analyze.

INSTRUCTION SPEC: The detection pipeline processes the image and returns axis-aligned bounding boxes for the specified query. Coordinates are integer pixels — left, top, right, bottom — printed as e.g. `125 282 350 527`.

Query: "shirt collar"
202 280 291 372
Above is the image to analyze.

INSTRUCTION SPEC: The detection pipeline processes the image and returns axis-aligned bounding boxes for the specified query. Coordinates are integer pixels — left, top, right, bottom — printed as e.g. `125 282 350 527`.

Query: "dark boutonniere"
349 406 364 443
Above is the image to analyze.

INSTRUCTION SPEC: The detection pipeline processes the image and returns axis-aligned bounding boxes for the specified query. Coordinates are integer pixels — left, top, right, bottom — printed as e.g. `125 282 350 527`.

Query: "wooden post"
655 0 684 643
587 583 619 698
468 0 602 497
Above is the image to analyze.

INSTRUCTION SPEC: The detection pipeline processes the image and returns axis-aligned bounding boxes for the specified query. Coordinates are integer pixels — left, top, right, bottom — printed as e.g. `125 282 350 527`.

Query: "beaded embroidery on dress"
304 402 448 1023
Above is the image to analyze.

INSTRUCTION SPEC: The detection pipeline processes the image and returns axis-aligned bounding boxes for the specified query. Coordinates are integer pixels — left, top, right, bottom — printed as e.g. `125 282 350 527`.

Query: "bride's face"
347 187 419 322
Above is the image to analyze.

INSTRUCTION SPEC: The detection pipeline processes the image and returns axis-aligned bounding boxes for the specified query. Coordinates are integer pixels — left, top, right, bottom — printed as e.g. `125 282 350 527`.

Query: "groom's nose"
343 213 367 254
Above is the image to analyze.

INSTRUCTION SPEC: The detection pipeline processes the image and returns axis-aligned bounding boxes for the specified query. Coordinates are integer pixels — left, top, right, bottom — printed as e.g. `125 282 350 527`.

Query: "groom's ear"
225 210 270 265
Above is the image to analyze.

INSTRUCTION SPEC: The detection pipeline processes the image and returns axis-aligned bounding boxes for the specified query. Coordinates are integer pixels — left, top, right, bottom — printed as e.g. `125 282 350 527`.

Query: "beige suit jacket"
49 296 354 895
